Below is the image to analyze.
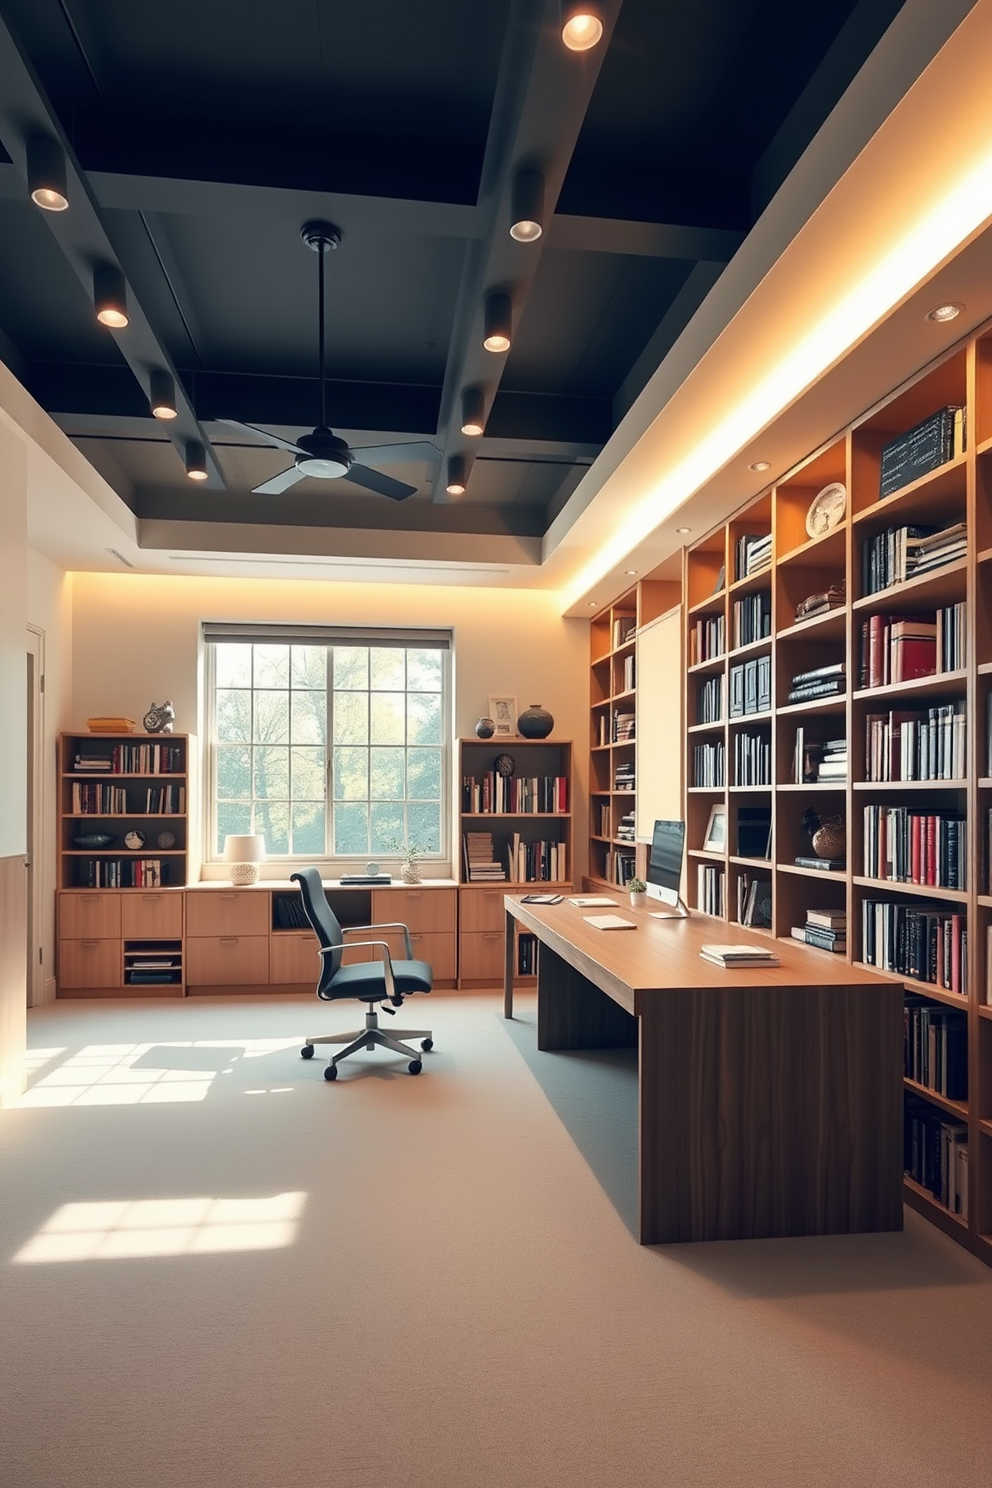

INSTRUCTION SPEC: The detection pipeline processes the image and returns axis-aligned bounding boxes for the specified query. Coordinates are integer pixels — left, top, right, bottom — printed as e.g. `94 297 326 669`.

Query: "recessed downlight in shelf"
749 460 771 472
675 526 691 534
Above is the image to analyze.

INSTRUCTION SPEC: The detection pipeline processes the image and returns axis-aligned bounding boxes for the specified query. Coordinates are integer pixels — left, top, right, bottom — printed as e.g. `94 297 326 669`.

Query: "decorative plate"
73 833 114 849
805 482 847 539
124 829 146 850
494 753 516 778
157 831 176 850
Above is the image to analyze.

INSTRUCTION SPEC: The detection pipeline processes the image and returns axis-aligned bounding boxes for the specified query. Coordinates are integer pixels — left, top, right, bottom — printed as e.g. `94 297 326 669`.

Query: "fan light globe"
298 454 349 479
561 6 603 50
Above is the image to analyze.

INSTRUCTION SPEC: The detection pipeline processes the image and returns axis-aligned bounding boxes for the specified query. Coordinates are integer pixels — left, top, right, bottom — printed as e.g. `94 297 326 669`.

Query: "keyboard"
582 913 637 931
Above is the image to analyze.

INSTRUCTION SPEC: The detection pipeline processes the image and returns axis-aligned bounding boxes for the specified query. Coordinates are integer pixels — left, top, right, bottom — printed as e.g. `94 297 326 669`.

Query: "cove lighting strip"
563 146 992 608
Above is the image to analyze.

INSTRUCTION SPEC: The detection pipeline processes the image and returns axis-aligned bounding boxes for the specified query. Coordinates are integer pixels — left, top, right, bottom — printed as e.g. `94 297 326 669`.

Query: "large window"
203 625 451 862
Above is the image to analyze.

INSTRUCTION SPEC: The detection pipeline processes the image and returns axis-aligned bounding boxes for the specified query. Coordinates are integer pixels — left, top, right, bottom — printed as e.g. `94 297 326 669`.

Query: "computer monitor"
645 819 686 913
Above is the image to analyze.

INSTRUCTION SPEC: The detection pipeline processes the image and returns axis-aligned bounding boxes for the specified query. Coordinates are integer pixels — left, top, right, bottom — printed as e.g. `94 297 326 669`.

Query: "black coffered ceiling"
0 0 905 544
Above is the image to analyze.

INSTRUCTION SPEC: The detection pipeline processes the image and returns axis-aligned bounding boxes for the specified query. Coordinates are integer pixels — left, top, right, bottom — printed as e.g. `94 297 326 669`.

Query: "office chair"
290 868 434 1079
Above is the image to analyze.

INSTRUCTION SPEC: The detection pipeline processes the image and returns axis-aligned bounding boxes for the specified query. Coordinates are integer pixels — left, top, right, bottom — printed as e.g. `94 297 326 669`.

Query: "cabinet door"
458 887 506 933
185 891 270 937
371 887 456 933
59 939 121 989
458 931 504 983
375 929 456 980
59 892 121 939
120 892 183 939
185 936 269 986
269 932 321 985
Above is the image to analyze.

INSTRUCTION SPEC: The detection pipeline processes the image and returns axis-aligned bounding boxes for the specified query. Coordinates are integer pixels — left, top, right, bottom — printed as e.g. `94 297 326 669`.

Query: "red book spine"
869 615 884 689
926 816 936 887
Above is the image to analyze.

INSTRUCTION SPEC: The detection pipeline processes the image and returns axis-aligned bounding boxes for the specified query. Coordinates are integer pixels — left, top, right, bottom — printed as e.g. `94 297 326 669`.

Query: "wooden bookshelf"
680 331 992 1266
586 579 680 891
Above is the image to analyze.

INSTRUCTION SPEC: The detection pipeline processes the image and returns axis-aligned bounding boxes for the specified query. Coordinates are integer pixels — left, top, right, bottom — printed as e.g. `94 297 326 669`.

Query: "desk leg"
503 909 515 1018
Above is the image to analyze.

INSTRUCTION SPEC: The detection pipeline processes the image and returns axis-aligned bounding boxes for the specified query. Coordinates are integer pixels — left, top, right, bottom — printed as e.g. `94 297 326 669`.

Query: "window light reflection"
12 1038 301 1108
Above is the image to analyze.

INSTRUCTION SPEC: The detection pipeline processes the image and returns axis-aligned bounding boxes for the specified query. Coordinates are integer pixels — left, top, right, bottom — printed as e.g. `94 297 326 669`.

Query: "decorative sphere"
517 703 554 739
475 717 495 738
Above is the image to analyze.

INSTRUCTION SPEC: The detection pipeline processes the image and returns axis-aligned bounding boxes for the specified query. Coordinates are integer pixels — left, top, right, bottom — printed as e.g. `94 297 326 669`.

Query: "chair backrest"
290 869 344 982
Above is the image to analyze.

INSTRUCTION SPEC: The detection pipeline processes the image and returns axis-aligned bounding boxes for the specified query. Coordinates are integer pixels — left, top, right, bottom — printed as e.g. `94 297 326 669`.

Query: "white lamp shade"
224 834 266 863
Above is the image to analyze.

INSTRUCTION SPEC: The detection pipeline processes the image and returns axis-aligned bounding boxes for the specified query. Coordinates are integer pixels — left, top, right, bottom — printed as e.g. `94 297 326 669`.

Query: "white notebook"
568 896 618 908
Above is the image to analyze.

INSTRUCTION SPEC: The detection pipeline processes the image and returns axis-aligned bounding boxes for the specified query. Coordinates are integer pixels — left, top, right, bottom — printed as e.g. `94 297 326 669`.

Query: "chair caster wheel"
408 1060 423 1075
324 1064 338 1081
421 1038 433 1052
301 1044 314 1059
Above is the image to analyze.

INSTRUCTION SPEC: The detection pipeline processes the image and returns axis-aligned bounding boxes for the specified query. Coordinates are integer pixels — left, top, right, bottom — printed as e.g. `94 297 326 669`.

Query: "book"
878 406 963 498
736 806 771 859
700 943 780 968
794 855 845 870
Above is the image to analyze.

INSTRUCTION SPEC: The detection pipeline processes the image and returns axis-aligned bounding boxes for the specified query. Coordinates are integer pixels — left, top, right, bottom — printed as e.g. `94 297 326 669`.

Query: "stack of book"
463 832 506 882
696 675 723 725
614 761 635 791
699 942 780 968
791 728 848 782
862 520 966 595
73 751 113 771
904 1097 968 1217
909 522 967 575
612 710 635 743
696 863 725 917
507 835 566 883
616 810 635 845
904 995 968 1100
858 613 937 687
813 737 847 782
612 851 636 886
86 716 137 734
791 907 846 954
785 661 845 705
794 583 844 622
692 739 725 788
863 805 966 889
612 616 636 648
737 873 771 928
864 702 966 781
689 613 725 664
125 953 182 985
861 898 967 994
734 532 772 579
733 729 771 787
878 404 965 498
731 591 771 649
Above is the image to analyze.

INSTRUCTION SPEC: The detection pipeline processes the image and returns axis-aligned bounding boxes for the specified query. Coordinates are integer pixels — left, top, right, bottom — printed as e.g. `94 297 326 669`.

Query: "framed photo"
488 695 518 736
702 805 727 853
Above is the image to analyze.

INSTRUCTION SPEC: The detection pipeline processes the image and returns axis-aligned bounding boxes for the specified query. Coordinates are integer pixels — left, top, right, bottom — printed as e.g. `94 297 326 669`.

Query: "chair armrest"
341 921 414 958
318 939 398 1001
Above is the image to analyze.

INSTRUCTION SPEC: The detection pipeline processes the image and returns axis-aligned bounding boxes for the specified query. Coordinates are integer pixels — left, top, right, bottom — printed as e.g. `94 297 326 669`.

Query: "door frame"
26 625 45 1006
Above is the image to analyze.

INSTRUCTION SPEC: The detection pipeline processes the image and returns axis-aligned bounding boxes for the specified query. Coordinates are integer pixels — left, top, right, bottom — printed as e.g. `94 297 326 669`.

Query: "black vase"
517 703 554 739
475 717 495 739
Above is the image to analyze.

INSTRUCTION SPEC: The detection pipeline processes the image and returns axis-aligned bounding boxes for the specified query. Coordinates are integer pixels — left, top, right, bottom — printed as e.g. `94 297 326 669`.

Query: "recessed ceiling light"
749 460 771 472
588 601 598 607
926 302 963 322
93 264 129 328
185 440 208 481
560 3 604 50
483 292 512 353
460 387 486 437
675 526 691 534
26 133 68 212
623 569 637 575
446 454 470 496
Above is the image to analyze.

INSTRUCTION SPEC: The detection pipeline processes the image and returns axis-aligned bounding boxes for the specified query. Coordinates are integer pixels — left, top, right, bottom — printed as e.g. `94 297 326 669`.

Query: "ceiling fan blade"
349 440 441 465
252 466 307 496
217 419 308 456
346 464 418 501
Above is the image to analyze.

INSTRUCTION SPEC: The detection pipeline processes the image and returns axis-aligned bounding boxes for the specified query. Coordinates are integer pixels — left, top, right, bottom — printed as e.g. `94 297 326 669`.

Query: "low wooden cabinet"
59 937 121 990
185 934 270 988
120 891 183 939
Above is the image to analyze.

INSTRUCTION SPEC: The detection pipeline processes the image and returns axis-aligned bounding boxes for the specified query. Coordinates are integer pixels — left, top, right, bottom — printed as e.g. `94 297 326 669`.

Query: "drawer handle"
220 937 239 945
220 893 238 900
81 940 100 949
411 934 422 942
141 894 162 902
483 933 501 940
81 894 100 902
483 891 499 898
405 892 423 899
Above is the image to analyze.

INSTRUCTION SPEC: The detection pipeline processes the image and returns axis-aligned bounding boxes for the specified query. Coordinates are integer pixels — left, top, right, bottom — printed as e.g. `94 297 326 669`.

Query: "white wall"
70 573 590 880
0 419 27 1099
27 550 72 1003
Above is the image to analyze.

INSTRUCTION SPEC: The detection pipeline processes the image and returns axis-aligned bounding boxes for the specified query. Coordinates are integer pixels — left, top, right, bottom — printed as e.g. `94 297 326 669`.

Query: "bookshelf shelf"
851 876 969 903
851 779 967 790
776 863 845 880
851 451 966 526
851 669 967 702
776 608 847 642
903 1078 969 1121
776 695 847 717
903 1175 969 1229
687 655 725 676
852 558 968 611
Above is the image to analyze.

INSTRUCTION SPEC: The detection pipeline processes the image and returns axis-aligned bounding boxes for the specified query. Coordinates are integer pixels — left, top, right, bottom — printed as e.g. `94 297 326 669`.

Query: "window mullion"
325 647 334 857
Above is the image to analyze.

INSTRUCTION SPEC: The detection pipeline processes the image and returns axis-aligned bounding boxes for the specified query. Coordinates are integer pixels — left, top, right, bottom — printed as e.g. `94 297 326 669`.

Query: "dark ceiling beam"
546 215 742 262
27 361 610 448
432 0 625 502
0 16 225 488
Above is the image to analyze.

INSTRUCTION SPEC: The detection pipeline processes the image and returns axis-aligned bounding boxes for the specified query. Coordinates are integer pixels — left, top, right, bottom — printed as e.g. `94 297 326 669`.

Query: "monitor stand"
648 896 689 921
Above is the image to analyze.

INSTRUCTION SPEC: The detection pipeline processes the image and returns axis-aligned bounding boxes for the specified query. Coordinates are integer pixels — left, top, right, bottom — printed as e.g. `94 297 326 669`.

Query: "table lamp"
224 833 266 885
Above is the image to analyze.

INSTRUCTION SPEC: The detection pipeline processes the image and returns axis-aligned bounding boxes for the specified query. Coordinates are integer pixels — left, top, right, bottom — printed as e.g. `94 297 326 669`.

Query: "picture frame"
702 805 727 853
488 695 518 736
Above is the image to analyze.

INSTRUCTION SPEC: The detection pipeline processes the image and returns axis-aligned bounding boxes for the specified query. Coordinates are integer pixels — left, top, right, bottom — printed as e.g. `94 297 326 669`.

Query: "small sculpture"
143 701 176 734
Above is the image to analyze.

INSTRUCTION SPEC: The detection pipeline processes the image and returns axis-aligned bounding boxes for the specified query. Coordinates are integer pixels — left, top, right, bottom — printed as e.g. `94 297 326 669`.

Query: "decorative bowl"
73 833 114 849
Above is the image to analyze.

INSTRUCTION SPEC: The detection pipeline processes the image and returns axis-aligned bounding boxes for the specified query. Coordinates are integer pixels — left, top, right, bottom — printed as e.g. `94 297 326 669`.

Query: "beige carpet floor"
1 990 991 1488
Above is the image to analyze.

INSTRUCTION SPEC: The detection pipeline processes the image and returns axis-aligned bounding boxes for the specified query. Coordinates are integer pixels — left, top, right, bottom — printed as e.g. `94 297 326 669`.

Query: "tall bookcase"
588 580 681 890
681 332 992 1266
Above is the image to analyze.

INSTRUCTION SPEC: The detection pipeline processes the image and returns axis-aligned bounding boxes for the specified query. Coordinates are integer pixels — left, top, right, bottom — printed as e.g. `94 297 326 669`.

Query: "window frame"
201 625 453 874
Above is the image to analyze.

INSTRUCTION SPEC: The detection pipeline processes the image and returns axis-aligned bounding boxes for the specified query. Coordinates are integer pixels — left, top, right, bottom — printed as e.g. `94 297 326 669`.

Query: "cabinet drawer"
120 892 183 939
269 931 320 984
185 935 269 986
185 891 269 937
458 931 505 983
458 887 507 933
371 887 456 933
59 938 121 989
59 893 121 939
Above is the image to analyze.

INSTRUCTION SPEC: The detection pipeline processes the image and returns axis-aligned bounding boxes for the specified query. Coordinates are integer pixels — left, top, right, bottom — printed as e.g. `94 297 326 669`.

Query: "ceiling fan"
220 222 440 500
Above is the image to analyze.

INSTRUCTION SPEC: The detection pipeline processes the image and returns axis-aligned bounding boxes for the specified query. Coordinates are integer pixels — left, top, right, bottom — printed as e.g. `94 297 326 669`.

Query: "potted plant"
626 876 647 908
389 838 425 885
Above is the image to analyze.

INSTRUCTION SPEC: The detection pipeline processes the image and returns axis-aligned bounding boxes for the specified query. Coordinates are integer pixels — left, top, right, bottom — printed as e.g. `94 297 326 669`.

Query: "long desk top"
505 896 887 1017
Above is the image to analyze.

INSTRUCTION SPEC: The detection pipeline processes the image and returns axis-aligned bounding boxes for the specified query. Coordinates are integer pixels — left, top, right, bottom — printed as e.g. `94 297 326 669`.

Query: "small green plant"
625 876 647 894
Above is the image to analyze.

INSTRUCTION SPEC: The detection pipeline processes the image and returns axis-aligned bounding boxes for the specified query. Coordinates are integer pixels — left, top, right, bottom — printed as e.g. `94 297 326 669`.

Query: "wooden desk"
504 897 903 1246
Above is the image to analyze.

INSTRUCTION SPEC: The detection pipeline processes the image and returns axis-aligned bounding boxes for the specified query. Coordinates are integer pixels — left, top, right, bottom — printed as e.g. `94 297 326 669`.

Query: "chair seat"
318 959 433 1001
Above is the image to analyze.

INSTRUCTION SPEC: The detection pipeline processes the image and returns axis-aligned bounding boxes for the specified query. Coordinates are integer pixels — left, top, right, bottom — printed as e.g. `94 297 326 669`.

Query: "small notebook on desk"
568 896 618 908
700 943 780 968
583 913 636 930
